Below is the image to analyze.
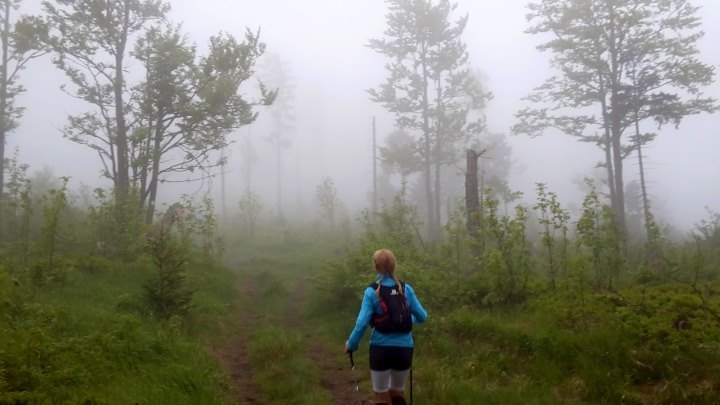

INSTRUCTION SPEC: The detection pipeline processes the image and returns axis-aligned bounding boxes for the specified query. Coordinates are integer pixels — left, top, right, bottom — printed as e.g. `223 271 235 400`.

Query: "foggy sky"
10 0 720 230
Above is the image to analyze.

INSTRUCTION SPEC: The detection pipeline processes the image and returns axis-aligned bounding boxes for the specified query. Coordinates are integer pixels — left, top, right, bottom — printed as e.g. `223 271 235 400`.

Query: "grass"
5 217 717 404
307 279 720 404
248 326 332 404
0 255 235 404
234 266 335 404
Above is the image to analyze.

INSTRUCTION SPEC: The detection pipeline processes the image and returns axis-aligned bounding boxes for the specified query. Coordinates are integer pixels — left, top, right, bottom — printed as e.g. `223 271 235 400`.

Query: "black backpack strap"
371 280 405 292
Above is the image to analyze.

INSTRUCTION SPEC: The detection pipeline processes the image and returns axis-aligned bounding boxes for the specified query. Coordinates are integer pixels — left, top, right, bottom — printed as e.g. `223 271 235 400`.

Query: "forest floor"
214 275 265 404
215 256 367 404
287 277 365 405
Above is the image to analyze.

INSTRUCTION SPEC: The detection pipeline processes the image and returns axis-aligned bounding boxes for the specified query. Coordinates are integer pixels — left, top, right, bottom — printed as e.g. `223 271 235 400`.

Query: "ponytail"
372 249 404 296
375 273 385 299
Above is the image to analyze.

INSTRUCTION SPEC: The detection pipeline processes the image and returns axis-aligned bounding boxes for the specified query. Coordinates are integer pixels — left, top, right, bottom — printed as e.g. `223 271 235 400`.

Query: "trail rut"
215 276 264 404
288 277 369 405
216 270 369 404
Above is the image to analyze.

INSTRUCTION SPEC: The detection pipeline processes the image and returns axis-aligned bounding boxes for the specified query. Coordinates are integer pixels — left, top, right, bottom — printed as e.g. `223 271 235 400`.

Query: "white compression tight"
370 368 410 393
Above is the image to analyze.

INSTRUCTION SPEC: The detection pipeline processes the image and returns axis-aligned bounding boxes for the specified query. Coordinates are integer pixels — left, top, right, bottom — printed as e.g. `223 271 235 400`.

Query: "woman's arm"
406 284 428 324
346 287 375 351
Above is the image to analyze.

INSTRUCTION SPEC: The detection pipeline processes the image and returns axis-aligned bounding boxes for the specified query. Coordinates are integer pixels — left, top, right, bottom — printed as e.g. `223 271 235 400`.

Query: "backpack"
369 281 412 334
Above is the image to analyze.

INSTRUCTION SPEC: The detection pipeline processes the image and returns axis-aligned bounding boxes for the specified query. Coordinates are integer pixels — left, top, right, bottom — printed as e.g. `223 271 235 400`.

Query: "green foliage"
43 0 170 199
0 0 48 204
517 0 717 135
238 188 262 238
692 208 720 270
482 192 531 305
515 0 718 237
87 187 146 261
312 188 425 314
307 181 720 403
412 290 720 403
533 183 570 289
143 225 193 320
576 180 625 290
196 196 223 265
155 195 225 266
315 176 339 227
368 0 493 236
0 150 33 259
38 177 68 272
132 25 276 215
0 254 232 403
361 185 422 251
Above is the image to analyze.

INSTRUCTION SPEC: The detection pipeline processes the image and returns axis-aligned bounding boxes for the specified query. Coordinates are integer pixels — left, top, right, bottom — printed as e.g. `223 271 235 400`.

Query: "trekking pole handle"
348 350 355 369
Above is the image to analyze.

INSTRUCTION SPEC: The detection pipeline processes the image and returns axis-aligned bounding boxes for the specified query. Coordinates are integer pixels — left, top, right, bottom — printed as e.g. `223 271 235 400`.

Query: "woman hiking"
345 249 428 405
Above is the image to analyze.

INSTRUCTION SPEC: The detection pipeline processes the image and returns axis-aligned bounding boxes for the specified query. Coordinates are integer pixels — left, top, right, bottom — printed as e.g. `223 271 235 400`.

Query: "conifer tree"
514 0 717 236
369 0 491 238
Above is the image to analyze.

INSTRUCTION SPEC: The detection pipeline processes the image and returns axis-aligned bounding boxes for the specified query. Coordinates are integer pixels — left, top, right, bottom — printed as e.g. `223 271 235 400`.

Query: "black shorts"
369 345 414 371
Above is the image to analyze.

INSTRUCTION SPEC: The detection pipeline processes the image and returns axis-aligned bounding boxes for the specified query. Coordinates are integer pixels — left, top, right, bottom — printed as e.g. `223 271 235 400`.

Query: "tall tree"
256 52 295 219
380 129 422 183
465 148 482 262
42 0 168 201
369 0 491 238
316 176 339 228
132 25 274 223
0 0 45 222
514 0 717 236
474 131 514 204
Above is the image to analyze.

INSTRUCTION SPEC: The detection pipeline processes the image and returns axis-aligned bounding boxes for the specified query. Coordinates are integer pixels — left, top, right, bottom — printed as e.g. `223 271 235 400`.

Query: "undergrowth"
0 255 235 404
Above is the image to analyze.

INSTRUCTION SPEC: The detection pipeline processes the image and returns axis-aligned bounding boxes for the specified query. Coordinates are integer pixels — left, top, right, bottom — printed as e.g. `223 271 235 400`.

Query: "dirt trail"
288 277 369 405
215 275 264 404
216 266 368 404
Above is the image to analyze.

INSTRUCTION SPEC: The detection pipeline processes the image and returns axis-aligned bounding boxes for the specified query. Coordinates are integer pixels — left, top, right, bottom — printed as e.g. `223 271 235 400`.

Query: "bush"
143 227 193 320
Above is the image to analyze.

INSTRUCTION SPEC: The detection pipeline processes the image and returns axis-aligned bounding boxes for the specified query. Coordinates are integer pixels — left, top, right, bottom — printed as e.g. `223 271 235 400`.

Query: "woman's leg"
389 390 406 405
388 368 410 404
370 346 392 404
374 390 392 404
370 346 413 404
370 369 392 404
388 346 413 405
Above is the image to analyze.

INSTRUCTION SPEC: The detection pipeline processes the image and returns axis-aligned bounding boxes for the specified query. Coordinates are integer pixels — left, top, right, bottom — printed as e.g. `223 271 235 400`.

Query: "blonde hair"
372 249 404 297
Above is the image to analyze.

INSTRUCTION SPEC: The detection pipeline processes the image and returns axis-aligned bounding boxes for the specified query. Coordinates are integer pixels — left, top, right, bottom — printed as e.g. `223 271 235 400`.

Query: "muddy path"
214 275 265 404
215 264 369 404
287 277 369 405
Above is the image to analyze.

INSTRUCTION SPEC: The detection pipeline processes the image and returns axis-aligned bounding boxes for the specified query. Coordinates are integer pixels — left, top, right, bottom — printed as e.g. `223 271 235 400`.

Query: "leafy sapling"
533 183 570 290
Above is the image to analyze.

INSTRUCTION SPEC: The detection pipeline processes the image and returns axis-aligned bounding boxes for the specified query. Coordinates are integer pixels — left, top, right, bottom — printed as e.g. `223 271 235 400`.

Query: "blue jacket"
347 275 428 351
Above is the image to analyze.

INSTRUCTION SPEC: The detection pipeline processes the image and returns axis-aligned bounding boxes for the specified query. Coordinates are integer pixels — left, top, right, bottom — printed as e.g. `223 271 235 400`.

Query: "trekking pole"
348 351 363 404
410 367 413 405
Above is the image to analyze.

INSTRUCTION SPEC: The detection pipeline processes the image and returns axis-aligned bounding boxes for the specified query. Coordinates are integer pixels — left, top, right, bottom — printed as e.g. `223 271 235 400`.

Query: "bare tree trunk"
114 4 131 201
145 110 163 225
276 135 283 218
599 76 617 212
421 61 435 237
611 132 627 236
372 117 377 213
465 149 481 264
631 64 659 270
0 2 10 237
608 1 627 240
433 79 443 239
220 147 227 221
434 160 442 238
603 121 616 206
636 136 657 258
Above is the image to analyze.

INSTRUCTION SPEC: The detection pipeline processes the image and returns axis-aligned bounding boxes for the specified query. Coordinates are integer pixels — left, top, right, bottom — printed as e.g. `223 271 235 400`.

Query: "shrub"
143 226 193 320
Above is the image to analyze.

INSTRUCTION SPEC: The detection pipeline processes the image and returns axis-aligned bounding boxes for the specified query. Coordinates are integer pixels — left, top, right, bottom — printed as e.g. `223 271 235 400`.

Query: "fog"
9 0 720 231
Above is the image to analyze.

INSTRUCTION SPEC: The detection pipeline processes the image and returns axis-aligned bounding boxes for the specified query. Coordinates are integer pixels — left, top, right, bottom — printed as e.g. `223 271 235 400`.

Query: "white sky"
10 0 720 230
